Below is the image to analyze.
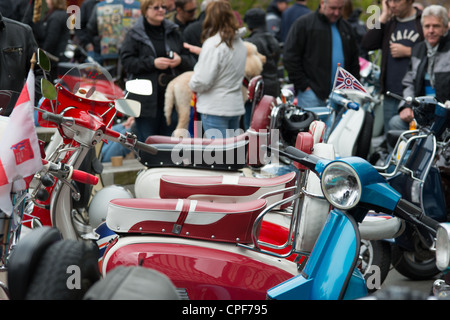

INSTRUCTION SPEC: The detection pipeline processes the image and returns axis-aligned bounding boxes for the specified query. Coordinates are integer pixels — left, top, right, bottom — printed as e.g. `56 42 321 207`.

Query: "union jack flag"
332 65 368 94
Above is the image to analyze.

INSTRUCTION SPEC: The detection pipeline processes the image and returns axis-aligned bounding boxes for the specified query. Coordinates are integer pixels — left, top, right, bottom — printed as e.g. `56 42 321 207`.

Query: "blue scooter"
375 94 449 280
265 145 440 300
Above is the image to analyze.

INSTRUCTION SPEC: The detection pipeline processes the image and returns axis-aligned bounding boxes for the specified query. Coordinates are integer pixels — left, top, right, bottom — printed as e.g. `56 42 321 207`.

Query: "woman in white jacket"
189 0 247 139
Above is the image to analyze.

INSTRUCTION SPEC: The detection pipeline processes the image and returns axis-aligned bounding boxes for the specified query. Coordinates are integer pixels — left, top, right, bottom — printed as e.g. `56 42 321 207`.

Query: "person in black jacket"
361 0 423 133
243 8 281 129
33 0 70 67
244 8 281 98
74 0 103 63
283 0 360 108
120 0 195 141
0 11 40 115
389 5 450 130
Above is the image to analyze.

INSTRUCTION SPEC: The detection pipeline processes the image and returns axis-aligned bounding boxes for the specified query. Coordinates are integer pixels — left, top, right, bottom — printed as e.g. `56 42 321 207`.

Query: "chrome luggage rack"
237 170 328 261
374 129 436 184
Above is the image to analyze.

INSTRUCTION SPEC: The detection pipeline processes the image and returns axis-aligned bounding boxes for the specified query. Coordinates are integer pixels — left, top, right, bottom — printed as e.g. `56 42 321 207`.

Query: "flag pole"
30 52 37 71
331 63 340 92
330 63 340 107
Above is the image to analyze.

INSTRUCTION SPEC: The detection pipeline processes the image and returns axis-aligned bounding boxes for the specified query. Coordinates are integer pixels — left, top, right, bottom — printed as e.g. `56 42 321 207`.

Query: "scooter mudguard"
102 236 298 300
267 209 367 300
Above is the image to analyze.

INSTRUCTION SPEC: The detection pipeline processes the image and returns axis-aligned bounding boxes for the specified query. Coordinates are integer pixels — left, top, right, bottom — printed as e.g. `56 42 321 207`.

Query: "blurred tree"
229 0 450 24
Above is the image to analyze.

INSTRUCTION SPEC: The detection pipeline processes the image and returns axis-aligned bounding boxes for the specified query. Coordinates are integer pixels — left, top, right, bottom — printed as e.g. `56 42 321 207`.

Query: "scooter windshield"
57 63 121 102
38 63 123 128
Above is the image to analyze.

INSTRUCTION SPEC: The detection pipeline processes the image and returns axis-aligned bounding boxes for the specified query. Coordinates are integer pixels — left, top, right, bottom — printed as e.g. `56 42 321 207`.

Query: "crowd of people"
0 0 449 151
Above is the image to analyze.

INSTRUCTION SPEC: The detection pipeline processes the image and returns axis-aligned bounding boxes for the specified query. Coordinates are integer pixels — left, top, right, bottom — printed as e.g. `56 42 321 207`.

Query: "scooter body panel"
135 167 242 199
267 209 366 300
327 108 365 157
388 134 446 221
102 236 298 300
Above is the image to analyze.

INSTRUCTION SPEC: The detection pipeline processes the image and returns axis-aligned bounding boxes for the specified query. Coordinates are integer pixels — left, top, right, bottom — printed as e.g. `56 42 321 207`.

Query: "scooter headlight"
321 162 361 210
436 223 450 271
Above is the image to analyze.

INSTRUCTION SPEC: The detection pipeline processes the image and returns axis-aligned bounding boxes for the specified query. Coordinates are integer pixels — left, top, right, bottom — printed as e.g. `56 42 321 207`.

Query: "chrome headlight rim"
321 161 362 210
436 223 450 271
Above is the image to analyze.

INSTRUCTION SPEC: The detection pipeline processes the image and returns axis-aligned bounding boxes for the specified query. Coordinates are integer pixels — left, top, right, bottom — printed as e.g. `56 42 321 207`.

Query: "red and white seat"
106 198 267 244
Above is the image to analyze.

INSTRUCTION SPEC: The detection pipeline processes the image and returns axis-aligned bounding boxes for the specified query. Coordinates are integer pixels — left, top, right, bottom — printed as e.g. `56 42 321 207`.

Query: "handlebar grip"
135 140 158 155
395 199 439 235
386 91 420 107
285 146 310 160
42 112 64 124
418 214 441 234
71 169 99 185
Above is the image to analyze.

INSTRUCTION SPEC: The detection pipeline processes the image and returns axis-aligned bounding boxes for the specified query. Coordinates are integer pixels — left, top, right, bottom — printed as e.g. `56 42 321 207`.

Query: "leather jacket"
0 12 39 115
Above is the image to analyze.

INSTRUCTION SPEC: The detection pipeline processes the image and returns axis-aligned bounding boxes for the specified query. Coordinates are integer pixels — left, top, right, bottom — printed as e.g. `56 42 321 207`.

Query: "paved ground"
376 267 438 299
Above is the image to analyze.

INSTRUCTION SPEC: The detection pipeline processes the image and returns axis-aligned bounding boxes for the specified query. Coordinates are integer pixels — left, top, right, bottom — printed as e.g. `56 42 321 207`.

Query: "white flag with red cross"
0 69 43 215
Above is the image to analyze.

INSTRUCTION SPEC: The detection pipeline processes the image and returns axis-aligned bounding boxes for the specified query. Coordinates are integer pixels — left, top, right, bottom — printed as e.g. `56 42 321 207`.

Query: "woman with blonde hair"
189 0 247 139
120 0 194 140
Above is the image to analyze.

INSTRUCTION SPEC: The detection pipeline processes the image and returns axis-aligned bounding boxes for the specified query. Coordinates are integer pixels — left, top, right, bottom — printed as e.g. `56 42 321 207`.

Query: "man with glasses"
167 0 197 33
361 0 424 134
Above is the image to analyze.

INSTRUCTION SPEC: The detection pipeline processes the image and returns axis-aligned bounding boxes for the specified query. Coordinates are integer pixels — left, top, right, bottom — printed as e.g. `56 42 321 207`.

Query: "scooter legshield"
267 209 367 300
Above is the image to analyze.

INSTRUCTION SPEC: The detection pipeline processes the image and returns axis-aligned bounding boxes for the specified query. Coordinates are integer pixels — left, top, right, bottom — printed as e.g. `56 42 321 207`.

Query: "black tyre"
355 111 374 159
360 240 391 292
25 239 100 300
391 244 440 280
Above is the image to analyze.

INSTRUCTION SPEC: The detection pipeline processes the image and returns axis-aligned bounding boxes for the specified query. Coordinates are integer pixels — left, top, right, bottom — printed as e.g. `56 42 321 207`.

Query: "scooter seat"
106 198 268 244
140 133 250 171
159 171 296 209
145 133 249 146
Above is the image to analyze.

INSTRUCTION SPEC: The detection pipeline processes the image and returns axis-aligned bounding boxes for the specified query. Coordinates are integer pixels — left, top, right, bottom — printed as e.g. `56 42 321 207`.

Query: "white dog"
164 41 266 138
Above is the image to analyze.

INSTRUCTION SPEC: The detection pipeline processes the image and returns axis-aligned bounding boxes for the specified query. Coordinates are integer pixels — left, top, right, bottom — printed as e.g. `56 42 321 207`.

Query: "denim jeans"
296 89 326 108
135 108 177 142
101 123 131 162
388 115 410 131
200 114 242 139
383 95 402 133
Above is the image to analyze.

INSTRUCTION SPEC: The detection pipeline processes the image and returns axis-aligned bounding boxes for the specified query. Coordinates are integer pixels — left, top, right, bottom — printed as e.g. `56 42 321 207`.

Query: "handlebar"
41 110 158 156
265 145 319 171
395 199 440 236
42 111 65 124
42 159 98 185
71 169 99 185
386 91 421 107
104 127 158 155
330 93 359 111
135 140 158 155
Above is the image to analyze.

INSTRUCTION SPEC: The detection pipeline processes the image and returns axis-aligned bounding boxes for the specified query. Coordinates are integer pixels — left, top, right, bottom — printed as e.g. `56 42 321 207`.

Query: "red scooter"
26 58 156 240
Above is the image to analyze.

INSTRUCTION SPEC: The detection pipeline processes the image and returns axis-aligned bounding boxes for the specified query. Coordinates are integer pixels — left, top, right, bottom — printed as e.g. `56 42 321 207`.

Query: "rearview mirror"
41 78 57 100
37 48 51 72
115 99 141 117
125 79 152 96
